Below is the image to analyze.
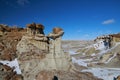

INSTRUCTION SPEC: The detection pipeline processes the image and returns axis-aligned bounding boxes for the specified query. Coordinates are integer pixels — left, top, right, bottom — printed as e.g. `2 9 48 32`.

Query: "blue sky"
0 0 120 40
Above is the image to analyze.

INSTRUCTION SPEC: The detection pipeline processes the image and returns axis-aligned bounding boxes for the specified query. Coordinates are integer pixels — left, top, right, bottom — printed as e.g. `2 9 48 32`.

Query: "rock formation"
0 63 23 80
0 23 102 80
0 25 25 80
94 33 120 49
36 24 44 35
109 33 120 46
17 26 72 80
94 35 112 50
35 70 102 80
0 24 25 36
26 23 36 36
116 75 120 80
26 23 45 36
0 24 10 36
47 27 71 70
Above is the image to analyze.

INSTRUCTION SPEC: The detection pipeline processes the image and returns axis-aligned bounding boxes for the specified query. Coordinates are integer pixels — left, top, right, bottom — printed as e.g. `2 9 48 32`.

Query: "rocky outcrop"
0 24 25 36
0 63 23 80
110 33 120 42
35 70 102 80
17 27 72 80
0 43 4 51
26 23 45 36
0 23 103 80
0 30 25 61
0 26 25 80
115 75 120 80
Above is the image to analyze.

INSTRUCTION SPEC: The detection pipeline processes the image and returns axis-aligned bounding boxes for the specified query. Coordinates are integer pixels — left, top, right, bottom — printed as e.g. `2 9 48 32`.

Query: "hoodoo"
17 24 71 80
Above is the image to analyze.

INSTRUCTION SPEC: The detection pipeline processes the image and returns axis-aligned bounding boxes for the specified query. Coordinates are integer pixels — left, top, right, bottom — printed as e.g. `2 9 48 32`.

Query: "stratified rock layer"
17 35 72 80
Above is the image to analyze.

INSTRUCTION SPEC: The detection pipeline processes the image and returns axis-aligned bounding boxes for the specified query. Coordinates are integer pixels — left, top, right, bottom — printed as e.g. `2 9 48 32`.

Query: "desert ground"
62 40 120 80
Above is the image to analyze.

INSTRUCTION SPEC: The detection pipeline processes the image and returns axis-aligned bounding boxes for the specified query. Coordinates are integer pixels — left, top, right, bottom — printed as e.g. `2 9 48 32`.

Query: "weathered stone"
36 24 44 35
36 70 102 80
17 35 49 54
0 63 23 80
26 23 45 36
17 28 72 80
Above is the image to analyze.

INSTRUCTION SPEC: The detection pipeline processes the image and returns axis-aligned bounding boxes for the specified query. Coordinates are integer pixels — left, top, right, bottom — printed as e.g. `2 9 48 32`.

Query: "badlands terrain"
0 24 103 80
62 40 120 80
0 24 120 80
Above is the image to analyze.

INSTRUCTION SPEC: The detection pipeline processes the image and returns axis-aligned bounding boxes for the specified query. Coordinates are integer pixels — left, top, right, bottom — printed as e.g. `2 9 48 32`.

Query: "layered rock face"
17 26 72 80
0 30 25 61
17 34 102 80
0 24 25 36
0 26 25 80
0 23 102 80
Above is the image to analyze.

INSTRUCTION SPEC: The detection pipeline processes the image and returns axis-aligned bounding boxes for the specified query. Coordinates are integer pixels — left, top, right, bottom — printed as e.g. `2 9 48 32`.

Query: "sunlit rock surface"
0 24 104 80
17 27 72 80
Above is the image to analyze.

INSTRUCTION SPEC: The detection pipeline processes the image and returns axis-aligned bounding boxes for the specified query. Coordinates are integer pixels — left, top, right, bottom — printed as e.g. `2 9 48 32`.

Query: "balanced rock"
17 27 72 80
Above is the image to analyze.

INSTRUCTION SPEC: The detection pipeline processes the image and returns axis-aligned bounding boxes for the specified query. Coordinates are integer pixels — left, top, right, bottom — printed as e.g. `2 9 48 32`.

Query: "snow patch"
69 50 78 55
82 68 120 80
94 40 106 50
72 57 88 67
97 42 120 59
97 49 109 59
82 53 86 56
0 58 21 74
91 53 96 56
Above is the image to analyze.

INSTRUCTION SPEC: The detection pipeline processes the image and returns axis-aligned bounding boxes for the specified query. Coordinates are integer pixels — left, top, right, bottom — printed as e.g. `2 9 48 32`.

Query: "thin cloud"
102 19 115 25
16 0 30 6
